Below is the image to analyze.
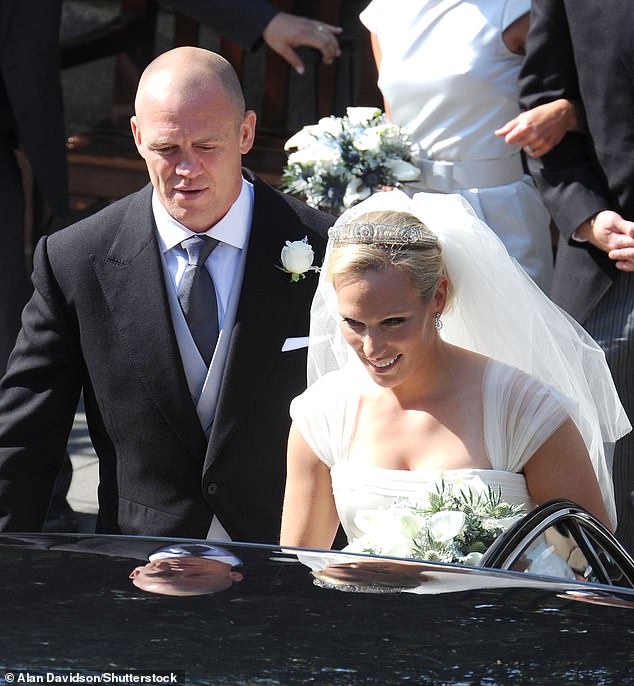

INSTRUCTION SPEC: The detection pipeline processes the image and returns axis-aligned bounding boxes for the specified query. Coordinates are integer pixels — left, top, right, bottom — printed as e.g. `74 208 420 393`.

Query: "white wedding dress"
359 0 553 291
291 359 569 543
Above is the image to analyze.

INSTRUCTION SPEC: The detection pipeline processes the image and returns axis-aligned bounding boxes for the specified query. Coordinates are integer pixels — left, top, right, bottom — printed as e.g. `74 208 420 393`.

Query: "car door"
481 499 634 588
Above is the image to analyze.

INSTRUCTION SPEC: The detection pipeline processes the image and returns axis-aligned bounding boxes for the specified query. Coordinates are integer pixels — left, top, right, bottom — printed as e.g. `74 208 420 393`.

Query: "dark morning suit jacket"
0 534 166 561
0 0 68 213
0 170 333 543
0 0 69 370
519 0 634 324
158 0 278 51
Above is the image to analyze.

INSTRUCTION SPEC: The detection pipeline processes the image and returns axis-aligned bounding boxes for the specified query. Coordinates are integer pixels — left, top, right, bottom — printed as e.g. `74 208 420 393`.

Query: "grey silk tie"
178 235 219 366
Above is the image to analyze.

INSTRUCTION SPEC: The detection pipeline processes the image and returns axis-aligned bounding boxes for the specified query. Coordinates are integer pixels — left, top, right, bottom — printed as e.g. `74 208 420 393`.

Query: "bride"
280 190 630 552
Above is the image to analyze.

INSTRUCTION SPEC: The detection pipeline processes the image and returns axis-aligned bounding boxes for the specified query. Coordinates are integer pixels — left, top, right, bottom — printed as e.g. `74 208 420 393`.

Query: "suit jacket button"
207 482 219 496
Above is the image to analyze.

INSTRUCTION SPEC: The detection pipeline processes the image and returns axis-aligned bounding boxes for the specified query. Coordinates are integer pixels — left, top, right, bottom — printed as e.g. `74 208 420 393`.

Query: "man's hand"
576 210 634 271
262 12 342 75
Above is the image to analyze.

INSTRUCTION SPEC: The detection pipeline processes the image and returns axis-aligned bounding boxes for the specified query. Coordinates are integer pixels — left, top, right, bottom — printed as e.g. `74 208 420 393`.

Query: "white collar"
149 545 243 567
153 178 253 254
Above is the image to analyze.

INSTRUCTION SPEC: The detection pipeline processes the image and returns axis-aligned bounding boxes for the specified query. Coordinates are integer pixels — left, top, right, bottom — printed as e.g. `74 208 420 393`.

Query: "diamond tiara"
329 221 438 249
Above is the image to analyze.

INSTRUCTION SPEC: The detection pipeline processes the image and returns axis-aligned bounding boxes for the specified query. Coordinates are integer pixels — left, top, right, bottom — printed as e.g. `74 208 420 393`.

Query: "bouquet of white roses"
344 476 526 566
282 106 420 215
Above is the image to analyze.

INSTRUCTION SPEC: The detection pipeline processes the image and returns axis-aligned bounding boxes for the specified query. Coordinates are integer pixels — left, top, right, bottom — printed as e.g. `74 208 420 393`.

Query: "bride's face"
335 266 446 389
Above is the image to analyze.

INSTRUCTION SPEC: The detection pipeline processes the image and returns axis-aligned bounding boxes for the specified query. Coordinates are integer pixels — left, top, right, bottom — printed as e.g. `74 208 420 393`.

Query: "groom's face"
129 556 244 596
131 78 256 232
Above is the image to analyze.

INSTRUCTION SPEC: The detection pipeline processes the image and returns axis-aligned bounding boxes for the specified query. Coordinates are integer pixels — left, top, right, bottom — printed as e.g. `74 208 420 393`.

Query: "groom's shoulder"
248 170 334 243
46 185 152 251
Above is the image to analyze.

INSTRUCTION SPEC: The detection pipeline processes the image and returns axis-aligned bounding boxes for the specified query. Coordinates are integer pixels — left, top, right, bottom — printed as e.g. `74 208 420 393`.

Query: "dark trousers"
585 271 634 554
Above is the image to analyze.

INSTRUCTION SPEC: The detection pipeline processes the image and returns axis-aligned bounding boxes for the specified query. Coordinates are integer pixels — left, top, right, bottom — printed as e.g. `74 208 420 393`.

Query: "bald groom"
0 47 333 542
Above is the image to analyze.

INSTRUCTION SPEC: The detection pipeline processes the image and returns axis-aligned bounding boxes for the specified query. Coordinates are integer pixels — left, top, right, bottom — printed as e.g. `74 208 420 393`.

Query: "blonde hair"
327 210 452 305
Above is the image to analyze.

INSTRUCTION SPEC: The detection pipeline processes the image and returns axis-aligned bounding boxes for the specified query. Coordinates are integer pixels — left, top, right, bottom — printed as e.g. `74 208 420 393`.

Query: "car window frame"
481 499 634 588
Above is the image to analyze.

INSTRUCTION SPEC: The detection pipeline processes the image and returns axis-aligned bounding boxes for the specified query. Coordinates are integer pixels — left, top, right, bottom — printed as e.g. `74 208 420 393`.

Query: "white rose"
316 116 343 137
353 128 383 152
384 158 421 181
461 552 484 566
287 141 340 167
345 106 382 126
343 177 372 208
429 510 466 543
281 237 315 275
353 508 417 558
284 126 318 151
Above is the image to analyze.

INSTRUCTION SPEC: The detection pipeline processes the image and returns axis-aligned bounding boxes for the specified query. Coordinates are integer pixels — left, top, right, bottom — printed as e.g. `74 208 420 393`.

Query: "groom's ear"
130 115 145 160
238 110 257 155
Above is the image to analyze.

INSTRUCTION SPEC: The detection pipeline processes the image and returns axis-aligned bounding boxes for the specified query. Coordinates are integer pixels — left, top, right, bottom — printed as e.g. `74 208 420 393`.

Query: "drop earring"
434 312 443 330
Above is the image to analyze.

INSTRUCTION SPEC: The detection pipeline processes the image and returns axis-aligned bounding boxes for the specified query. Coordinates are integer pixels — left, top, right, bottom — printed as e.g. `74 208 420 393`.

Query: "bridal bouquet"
282 107 420 215
344 477 526 566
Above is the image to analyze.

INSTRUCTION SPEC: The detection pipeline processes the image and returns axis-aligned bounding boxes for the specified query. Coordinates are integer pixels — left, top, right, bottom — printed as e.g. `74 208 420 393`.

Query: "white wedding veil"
307 190 630 526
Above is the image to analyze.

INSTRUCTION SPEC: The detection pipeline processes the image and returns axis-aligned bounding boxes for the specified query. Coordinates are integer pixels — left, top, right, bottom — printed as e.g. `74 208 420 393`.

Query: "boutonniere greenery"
278 236 320 283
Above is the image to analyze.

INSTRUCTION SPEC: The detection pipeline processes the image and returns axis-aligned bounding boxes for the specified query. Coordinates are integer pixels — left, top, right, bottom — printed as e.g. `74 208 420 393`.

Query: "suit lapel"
91 187 207 460
204 179 316 465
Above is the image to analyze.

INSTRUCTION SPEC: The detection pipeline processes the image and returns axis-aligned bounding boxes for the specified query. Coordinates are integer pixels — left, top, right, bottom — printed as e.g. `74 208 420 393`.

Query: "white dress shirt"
149 544 242 567
155 182 253 328
153 179 253 406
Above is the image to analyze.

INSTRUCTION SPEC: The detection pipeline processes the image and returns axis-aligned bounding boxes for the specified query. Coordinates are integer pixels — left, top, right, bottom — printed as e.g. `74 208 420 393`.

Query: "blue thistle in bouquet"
282 107 420 215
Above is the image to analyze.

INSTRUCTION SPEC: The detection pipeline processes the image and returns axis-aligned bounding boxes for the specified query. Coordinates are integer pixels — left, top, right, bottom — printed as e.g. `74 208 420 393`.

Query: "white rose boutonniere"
279 236 319 282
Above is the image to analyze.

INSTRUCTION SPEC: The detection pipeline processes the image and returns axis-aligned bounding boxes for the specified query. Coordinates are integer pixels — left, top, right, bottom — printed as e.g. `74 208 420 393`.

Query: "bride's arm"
280 422 341 548
523 418 613 530
369 32 391 120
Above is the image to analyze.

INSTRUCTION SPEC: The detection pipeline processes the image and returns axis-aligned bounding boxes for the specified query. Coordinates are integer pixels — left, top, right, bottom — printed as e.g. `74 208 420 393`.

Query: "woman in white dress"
280 190 629 552
359 1 582 293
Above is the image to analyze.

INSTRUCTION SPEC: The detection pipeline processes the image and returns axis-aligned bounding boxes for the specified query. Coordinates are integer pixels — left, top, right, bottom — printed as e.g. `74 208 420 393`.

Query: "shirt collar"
153 177 254 254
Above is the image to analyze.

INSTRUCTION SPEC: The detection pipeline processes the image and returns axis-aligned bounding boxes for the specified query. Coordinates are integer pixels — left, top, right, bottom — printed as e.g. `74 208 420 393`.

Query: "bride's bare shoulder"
444 345 491 379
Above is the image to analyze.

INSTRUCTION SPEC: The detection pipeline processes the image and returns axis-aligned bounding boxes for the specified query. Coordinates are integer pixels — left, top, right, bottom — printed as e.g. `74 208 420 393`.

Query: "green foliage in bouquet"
409 479 526 564
344 476 526 566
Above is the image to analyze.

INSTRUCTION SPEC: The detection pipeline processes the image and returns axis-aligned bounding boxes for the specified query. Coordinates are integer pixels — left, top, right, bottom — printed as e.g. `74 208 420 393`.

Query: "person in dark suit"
0 0 69 373
0 534 244 596
518 0 634 553
0 0 78 532
160 0 342 75
0 46 333 543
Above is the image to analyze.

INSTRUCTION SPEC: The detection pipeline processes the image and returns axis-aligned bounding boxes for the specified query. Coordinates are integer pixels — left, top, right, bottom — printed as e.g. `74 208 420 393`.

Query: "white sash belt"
409 153 524 192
